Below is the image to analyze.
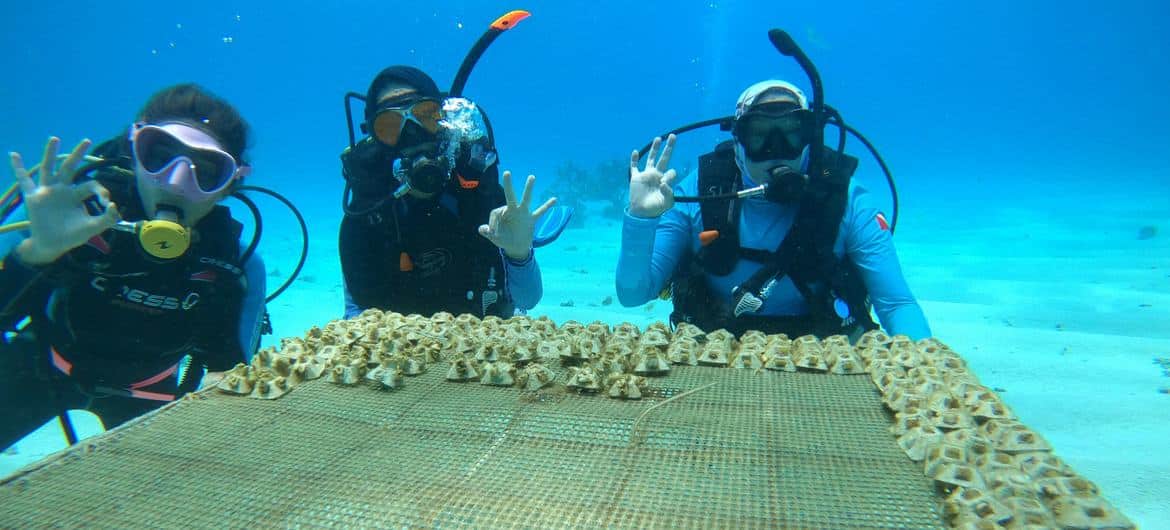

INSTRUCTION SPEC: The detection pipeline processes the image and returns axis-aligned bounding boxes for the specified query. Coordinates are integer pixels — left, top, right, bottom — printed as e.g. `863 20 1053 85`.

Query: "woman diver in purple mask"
0 84 268 451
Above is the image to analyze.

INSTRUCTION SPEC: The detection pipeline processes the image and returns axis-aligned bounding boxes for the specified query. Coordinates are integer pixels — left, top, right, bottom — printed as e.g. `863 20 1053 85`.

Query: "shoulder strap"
696 140 741 276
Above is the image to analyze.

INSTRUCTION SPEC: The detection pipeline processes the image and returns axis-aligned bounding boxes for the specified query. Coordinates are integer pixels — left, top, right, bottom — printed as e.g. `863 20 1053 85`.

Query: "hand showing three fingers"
10 137 120 265
628 134 678 218
478 171 556 261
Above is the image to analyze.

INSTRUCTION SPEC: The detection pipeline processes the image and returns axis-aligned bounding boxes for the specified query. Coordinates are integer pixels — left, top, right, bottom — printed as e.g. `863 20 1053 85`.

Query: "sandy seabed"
3 191 1167 528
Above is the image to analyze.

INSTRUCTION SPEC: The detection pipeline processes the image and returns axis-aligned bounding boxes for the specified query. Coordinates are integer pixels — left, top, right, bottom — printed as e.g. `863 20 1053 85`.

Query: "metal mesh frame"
1 364 946 528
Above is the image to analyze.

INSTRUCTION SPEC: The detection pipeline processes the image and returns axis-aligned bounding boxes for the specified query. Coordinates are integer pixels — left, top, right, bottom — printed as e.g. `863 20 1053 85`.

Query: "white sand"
899 194 1170 528
3 193 1167 528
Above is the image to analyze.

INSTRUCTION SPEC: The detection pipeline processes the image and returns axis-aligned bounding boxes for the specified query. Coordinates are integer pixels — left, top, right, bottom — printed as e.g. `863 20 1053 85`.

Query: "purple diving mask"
130 121 249 201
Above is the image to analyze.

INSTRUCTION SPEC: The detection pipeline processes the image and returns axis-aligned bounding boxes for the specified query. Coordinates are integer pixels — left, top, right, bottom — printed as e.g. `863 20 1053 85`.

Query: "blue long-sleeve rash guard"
616 169 931 340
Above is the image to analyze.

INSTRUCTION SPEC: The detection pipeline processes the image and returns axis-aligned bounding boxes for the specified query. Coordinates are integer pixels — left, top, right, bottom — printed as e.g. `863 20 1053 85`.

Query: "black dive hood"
636 28 900 233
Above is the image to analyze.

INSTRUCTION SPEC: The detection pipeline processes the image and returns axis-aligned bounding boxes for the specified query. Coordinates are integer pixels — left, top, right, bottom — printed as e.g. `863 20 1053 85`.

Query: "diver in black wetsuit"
337 14 568 320
338 66 553 319
0 84 268 451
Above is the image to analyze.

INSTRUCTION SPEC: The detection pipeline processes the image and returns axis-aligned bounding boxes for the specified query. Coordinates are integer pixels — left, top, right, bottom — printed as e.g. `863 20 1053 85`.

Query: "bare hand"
478 171 556 260
11 137 120 265
628 134 677 218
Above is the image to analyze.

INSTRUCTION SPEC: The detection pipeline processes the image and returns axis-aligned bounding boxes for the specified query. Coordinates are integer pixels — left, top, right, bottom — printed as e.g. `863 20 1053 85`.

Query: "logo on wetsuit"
90 277 200 311
199 256 243 276
414 248 453 278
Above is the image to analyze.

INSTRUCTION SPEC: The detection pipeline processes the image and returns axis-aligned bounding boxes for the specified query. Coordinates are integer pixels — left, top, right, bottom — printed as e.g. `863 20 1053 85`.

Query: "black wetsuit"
0 172 251 450
339 140 516 319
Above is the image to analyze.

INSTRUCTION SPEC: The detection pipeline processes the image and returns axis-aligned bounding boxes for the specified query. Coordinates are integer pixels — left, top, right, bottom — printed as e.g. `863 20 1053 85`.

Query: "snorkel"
767 29 825 189
450 10 530 98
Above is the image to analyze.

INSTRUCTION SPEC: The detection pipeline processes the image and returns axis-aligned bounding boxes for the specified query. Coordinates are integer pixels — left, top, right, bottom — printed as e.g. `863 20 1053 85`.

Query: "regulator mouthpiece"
113 219 191 259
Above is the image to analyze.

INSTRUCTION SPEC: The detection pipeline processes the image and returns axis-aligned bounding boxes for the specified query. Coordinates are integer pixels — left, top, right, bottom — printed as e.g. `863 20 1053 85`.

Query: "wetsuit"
0 171 267 450
616 166 931 340
339 139 542 320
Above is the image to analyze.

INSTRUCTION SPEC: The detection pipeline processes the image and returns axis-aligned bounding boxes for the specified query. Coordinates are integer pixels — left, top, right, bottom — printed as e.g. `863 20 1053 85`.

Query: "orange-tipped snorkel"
449 9 531 97
490 10 530 31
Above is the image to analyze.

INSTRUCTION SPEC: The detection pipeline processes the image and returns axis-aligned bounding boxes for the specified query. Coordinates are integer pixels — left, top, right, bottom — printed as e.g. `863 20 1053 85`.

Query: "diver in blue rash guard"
617 80 930 340
0 84 268 451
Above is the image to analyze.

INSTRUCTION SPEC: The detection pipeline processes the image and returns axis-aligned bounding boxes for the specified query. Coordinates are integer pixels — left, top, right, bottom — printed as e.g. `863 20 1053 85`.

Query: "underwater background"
2 0 1168 527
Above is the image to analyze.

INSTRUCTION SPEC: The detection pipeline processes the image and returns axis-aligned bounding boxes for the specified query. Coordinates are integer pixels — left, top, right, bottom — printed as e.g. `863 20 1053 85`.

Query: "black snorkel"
340 9 530 215
451 10 531 97
768 29 826 197
636 28 900 232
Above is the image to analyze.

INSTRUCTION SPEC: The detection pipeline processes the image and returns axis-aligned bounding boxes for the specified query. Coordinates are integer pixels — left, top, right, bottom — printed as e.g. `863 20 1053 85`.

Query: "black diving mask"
732 104 814 162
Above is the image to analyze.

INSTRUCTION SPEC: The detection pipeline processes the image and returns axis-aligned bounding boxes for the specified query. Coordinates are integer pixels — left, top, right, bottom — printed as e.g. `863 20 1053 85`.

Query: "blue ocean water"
4 1 1168 207
2 0 1169 526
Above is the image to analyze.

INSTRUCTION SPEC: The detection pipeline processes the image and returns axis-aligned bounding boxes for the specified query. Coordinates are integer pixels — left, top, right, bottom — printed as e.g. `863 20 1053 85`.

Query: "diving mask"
130 122 249 201
371 98 443 147
732 103 814 162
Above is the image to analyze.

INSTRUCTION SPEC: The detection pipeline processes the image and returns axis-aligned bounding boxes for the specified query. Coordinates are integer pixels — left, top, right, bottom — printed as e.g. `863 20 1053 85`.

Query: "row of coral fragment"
862 331 1134 529
218 310 867 401
216 310 1135 529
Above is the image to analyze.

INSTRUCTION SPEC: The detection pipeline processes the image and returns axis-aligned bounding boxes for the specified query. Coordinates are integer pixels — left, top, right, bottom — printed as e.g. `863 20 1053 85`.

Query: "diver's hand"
10 137 120 265
628 134 678 218
478 171 556 260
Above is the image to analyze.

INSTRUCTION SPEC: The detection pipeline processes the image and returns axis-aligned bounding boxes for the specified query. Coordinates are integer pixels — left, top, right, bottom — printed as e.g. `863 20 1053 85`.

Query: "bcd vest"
340 139 513 319
667 140 878 340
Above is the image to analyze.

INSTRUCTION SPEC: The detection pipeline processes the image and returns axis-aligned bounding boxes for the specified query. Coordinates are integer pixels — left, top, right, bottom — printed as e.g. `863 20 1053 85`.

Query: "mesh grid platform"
0 365 945 528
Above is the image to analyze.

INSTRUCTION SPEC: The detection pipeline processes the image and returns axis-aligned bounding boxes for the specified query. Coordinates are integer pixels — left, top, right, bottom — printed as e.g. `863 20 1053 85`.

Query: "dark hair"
138 83 250 163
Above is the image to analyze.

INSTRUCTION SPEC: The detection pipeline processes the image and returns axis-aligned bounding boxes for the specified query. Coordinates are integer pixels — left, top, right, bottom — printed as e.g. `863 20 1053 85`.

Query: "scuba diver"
338 10 570 319
616 29 931 341
0 84 278 451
